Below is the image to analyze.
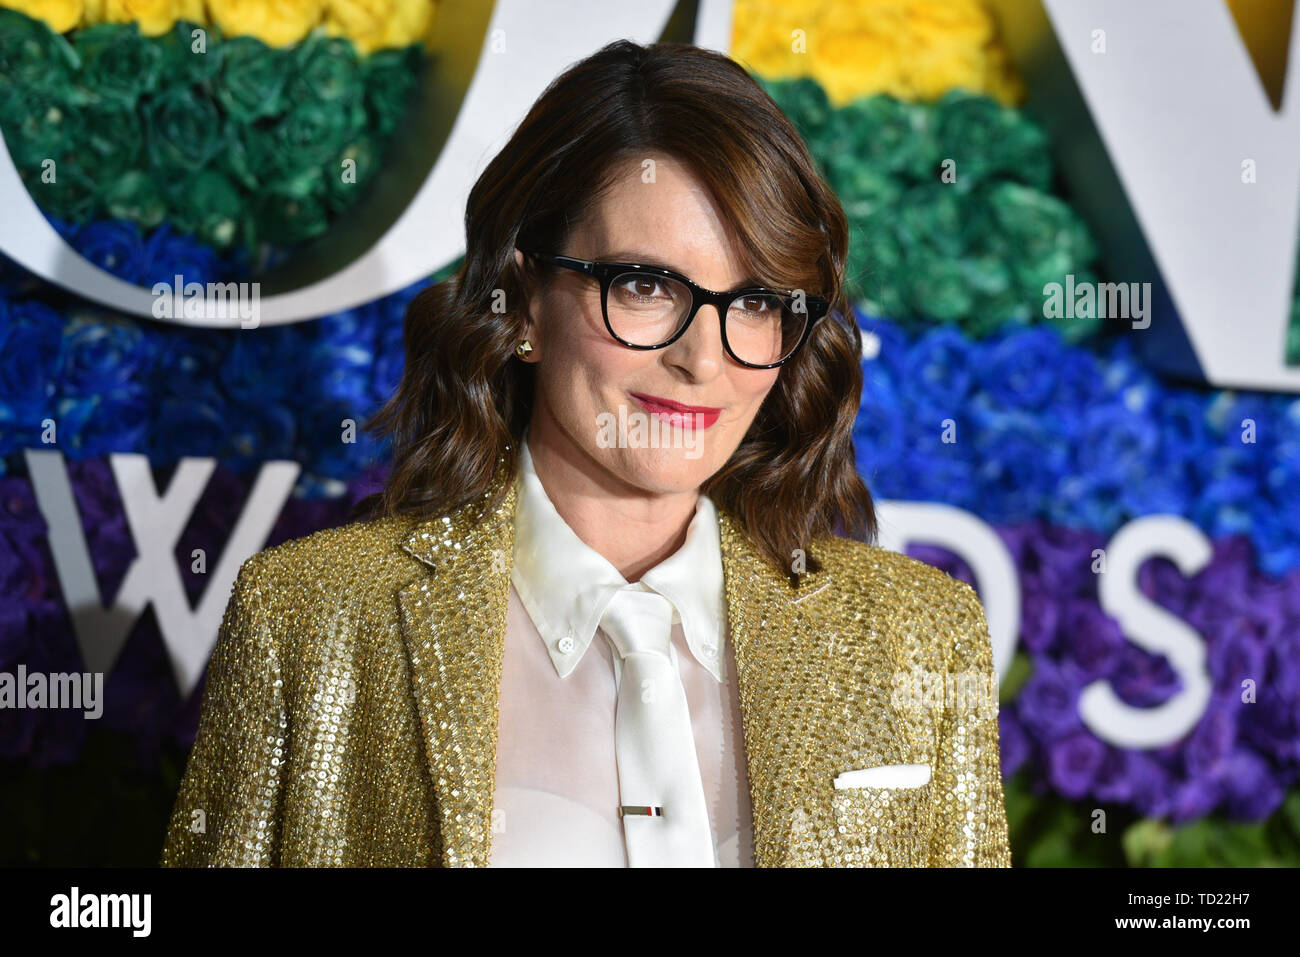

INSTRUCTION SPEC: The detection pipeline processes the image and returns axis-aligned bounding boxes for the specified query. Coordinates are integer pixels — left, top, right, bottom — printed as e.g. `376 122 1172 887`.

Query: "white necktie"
598 588 716 867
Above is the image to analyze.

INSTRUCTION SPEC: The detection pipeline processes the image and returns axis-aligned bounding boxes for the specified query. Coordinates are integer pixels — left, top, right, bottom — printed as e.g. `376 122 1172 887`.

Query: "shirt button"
557 636 576 654
703 644 718 659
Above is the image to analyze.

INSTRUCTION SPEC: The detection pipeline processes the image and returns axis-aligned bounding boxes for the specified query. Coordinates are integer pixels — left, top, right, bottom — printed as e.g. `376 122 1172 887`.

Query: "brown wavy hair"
356 39 875 583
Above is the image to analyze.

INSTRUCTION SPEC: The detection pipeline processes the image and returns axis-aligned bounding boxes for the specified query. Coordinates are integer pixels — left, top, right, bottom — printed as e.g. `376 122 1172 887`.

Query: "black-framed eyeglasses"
518 249 830 369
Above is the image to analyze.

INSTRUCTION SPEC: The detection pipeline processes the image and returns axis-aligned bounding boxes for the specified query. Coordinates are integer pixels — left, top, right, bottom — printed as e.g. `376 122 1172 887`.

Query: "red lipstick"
629 392 722 429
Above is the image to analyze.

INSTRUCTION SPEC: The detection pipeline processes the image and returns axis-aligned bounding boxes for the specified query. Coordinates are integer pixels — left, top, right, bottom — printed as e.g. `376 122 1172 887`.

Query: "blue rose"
1074 401 1160 488
302 319 376 406
152 327 227 387
902 421 977 509
978 325 1063 409
148 388 231 462
72 220 148 283
141 223 222 288
971 405 1068 523
54 387 152 457
0 299 63 444
218 326 305 404
294 397 377 479
899 325 975 420
59 312 152 398
222 396 297 465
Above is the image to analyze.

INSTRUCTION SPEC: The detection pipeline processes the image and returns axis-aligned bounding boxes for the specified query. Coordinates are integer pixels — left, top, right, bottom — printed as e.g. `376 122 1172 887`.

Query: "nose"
665 301 725 380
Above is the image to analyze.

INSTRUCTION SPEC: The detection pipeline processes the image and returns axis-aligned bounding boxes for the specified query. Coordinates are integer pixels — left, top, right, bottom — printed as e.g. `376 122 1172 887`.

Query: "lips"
629 392 722 429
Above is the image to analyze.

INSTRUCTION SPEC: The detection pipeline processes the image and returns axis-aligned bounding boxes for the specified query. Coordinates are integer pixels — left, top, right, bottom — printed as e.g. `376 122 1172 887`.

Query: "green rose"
893 182 967 262
65 103 144 192
289 31 364 108
364 44 421 138
216 35 290 123
829 159 903 226
903 249 973 322
325 132 380 213
846 222 908 320
166 168 244 249
0 81 72 170
931 90 1052 193
144 84 222 171
243 99 356 188
102 169 167 228
254 186 330 245
981 181 1097 288
0 9 79 97
155 19 222 89
755 76 836 151
829 95 937 180
71 23 162 109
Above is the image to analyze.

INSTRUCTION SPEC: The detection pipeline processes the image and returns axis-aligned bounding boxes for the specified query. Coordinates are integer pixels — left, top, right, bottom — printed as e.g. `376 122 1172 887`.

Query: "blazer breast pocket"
829 764 935 867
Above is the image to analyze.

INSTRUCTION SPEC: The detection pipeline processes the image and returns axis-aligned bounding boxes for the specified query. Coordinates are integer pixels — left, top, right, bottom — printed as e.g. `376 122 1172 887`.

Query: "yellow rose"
323 0 433 54
732 0 835 77
732 0 1024 105
81 0 205 35
1 0 84 33
206 0 324 48
903 0 991 48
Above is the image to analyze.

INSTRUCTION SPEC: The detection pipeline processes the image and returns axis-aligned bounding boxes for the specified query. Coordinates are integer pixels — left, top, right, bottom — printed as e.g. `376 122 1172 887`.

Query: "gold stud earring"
515 339 533 358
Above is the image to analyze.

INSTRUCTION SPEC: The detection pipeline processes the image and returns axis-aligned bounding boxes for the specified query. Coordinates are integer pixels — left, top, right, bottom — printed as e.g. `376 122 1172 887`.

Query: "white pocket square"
833 763 932 790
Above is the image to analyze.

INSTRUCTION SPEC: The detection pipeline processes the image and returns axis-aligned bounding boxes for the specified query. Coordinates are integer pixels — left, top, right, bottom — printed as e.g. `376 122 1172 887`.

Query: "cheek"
540 337 647 420
733 371 781 419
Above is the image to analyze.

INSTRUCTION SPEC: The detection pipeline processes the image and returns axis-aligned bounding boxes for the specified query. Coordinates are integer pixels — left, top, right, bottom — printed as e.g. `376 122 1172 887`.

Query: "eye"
731 293 784 317
615 276 675 300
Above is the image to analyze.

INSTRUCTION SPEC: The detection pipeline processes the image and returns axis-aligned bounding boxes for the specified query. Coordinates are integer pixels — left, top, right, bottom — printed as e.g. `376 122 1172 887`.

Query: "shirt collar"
510 436 726 681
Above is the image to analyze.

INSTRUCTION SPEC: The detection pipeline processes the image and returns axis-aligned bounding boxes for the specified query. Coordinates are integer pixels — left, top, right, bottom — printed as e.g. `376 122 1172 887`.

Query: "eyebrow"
593 249 761 287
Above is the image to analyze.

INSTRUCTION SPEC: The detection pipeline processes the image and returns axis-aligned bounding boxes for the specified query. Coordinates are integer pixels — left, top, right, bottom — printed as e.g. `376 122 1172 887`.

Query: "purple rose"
998 708 1031 778
1026 523 1101 600
1110 643 1182 708
1058 597 1124 681
1017 658 1082 739
1183 704 1237 780
1219 749 1286 820
1207 626 1268 700
1046 729 1105 799
1091 746 1135 803
1127 752 1175 818
1019 590 1060 654
1168 777 1223 824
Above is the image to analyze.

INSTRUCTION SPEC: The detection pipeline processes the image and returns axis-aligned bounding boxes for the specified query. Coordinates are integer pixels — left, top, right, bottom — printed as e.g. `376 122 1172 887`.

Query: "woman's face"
514 154 782 497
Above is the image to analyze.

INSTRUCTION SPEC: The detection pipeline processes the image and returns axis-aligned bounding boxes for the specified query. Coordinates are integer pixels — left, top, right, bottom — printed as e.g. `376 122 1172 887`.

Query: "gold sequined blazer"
160 461 1012 868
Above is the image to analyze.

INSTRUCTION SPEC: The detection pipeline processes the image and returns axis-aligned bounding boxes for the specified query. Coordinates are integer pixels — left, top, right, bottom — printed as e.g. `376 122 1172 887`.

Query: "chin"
607 447 718 494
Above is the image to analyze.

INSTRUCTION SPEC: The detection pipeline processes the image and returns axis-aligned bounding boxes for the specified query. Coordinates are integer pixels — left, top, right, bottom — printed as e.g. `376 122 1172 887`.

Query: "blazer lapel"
715 510 838 867
395 459 840 868
397 466 519 867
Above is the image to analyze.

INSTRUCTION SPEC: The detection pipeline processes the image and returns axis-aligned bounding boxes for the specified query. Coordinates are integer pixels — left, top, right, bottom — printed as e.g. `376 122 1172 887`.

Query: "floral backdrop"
2 0 1300 866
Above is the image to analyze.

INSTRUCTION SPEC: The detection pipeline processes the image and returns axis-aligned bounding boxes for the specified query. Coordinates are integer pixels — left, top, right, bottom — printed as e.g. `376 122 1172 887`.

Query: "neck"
525 412 700 583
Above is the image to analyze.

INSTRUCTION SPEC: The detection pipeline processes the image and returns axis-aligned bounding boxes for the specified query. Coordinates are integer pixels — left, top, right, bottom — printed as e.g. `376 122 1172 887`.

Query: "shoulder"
229 512 426 612
814 535 992 670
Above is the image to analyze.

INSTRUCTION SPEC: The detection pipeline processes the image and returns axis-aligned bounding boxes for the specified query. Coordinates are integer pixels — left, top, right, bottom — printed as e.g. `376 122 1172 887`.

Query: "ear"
513 247 539 358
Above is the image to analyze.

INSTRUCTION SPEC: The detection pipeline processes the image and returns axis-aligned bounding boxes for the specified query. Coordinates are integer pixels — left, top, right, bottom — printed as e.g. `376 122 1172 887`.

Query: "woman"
160 39 1010 868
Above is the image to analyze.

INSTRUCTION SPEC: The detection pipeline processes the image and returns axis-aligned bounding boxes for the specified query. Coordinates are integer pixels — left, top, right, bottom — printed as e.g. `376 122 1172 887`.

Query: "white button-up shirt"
488 437 755 866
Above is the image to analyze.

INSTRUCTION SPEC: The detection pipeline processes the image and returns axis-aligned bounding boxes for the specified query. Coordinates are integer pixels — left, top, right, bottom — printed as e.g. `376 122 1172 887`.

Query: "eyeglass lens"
606 272 808 365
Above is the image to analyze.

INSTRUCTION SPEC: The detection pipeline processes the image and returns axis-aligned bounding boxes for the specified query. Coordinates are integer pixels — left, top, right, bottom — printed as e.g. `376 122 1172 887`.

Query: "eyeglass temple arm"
520 250 593 274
